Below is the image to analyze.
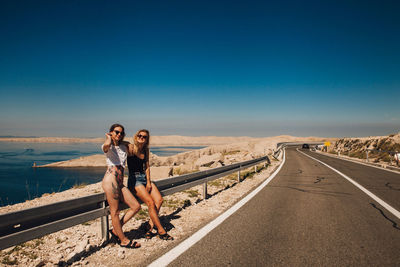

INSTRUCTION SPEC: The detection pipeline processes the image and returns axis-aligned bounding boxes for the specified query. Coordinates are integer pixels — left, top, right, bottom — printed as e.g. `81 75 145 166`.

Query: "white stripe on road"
148 151 286 267
297 149 400 220
314 150 400 175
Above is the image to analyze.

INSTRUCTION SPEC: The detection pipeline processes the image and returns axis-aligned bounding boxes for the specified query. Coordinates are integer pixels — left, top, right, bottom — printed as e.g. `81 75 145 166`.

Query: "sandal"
145 228 157 239
145 231 153 239
158 232 174 241
109 229 120 243
120 240 141 249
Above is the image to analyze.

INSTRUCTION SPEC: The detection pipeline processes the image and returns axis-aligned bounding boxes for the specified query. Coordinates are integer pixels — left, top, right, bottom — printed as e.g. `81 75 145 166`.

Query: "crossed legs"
102 174 140 246
134 183 166 234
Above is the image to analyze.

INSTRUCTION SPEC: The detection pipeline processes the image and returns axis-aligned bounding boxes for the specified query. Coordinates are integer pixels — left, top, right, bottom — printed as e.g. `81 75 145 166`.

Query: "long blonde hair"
131 129 150 161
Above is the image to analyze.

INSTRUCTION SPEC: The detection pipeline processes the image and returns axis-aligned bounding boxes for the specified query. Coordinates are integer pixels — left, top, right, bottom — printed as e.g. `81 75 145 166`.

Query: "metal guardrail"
0 155 270 250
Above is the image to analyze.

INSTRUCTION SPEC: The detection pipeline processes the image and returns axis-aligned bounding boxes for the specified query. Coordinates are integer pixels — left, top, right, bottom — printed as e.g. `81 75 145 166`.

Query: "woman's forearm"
146 167 151 182
102 133 112 153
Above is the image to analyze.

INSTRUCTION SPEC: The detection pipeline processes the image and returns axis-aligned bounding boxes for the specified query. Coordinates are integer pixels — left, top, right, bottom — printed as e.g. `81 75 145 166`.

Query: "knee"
146 198 156 209
156 197 163 208
133 203 141 213
110 208 120 218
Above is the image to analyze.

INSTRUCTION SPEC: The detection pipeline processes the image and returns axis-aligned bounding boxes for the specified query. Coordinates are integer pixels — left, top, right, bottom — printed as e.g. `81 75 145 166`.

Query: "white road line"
148 150 286 267
297 149 400 220
313 150 400 175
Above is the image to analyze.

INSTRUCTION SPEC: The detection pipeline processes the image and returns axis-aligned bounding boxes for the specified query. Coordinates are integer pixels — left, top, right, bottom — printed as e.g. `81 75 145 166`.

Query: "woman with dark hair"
127 129 173 240
102 123 141 248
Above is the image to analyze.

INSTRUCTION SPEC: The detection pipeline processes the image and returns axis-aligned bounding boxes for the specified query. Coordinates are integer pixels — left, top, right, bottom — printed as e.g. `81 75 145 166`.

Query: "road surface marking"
313 150 400 175
298 149 400 220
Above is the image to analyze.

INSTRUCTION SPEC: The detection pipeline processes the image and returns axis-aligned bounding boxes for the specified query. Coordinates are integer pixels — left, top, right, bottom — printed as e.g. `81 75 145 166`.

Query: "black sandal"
145 229 157 239
120 240 141 249
158 232 174 241
145 231 153 239
109 229 120 243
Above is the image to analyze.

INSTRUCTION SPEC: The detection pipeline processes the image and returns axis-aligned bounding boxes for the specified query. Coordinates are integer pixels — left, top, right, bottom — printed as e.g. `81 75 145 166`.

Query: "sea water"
0 142 204 207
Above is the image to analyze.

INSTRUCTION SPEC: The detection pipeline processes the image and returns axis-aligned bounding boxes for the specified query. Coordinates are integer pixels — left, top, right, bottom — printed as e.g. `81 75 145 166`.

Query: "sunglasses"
137 134 148 139
113 130 124 136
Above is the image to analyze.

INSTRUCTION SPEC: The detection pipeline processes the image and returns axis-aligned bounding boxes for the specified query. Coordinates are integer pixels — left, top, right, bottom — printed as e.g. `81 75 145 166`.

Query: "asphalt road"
167 147 400 266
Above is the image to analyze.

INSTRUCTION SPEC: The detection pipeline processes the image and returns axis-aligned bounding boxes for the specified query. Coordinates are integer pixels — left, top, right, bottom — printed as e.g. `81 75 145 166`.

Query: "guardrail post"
101 201 109 241
366 151 369 162
254 165 257 173
238 166 241 182
203 182 208 199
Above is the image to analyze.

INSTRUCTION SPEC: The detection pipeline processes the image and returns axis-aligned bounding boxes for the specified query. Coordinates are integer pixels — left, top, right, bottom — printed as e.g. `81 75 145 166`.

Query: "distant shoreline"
0 137 104 143
0 135 262 146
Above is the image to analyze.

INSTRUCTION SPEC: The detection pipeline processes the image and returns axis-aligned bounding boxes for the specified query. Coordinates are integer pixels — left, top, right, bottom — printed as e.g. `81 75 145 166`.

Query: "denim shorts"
128 172 147 190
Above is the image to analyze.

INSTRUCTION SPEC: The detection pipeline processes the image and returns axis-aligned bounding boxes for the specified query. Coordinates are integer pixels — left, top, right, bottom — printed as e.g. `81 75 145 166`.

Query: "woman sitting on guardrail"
102 123 141 249
127 129 174 240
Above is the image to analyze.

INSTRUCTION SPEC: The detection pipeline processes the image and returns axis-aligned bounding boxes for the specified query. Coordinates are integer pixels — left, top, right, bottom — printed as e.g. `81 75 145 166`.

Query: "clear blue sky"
0 0 399 138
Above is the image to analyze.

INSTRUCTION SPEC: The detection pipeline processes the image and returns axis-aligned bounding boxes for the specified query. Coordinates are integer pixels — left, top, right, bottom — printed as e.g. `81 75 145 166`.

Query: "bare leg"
119 187 141 226
102 175 131 245
148 183 164 229
135 185 167 235
150 183 163 212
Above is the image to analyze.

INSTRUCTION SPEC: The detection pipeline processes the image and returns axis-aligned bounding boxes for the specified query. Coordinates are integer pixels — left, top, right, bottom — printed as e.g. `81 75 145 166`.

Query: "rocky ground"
328 133 400 167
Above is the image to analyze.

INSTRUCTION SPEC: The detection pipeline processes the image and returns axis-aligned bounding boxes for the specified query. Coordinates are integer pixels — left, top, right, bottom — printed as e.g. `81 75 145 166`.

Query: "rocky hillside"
329 133 400 163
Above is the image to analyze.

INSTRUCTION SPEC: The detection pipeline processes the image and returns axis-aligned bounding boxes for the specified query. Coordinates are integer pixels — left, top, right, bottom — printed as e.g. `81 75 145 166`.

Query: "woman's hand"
102 133 112 153
146 181 152 193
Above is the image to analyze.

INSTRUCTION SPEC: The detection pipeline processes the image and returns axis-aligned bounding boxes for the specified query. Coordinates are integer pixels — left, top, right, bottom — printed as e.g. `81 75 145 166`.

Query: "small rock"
74 239 89 254
67 252 77 262
49 254 63 264
117 249 125 259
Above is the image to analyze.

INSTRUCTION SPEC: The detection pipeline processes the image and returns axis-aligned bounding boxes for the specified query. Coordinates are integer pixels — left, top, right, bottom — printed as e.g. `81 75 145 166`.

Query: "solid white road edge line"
313 150 400 175
148 150 286 267
297 149 400 220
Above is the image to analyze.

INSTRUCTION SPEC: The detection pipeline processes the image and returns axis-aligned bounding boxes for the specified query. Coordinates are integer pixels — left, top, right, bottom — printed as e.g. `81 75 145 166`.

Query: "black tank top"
127 154 146 174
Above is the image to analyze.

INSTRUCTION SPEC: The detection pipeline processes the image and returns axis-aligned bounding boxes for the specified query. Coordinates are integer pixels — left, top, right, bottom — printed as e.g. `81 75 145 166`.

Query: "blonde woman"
102 123 141 248
127 129 173 240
